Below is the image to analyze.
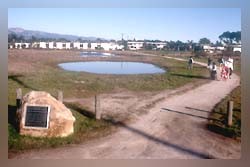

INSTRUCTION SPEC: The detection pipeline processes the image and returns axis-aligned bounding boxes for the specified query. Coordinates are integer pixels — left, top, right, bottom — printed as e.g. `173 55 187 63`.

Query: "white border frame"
22 103 51 129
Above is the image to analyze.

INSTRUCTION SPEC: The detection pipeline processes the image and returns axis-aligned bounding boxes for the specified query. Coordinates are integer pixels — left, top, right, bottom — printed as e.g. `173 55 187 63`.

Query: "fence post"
95 95 101 120
16 88 22 124
227 101 234 126
57 90 63 103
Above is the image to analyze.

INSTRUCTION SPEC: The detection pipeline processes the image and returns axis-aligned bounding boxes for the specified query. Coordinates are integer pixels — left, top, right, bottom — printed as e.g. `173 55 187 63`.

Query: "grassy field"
8 49 211 100
8 49 211 154
208 86 241 139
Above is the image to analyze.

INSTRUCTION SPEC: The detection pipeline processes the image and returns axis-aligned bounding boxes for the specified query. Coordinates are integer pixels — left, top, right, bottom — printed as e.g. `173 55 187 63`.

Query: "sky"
8 8 241 43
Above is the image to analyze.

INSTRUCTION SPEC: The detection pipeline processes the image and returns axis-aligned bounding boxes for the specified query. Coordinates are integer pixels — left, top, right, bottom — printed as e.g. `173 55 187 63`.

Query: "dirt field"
10 55 241 159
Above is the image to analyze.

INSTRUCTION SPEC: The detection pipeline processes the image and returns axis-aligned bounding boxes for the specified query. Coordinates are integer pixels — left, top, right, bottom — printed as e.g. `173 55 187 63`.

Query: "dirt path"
12 58 240 159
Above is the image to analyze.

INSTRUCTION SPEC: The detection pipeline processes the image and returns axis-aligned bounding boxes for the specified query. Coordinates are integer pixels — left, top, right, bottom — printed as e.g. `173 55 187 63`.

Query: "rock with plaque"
19 91 75 137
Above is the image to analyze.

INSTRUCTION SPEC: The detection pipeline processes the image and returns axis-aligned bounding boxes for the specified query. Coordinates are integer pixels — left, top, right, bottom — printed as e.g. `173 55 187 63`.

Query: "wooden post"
95 95 101 120
16 88 22 125
16 88 22 110
227 101 234 126
57 91 63 103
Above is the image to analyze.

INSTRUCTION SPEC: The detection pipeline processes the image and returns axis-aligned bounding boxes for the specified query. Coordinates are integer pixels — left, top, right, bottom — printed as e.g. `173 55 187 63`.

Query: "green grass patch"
207 86 241 139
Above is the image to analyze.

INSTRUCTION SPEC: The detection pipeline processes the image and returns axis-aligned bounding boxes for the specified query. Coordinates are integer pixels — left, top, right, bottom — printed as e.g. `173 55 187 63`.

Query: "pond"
58 61 166 74
80 52 114 57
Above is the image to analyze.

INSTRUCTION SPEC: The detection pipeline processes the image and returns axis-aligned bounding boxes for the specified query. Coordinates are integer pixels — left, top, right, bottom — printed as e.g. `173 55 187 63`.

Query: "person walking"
221 63 229 81
188 56 194 70
207 57 212 69
210 62 217 80
227 56 234 79
218 56 225 80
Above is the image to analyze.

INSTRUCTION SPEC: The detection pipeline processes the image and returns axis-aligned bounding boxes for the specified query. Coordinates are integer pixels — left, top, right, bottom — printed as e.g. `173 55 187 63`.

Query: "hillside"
8 27 107 42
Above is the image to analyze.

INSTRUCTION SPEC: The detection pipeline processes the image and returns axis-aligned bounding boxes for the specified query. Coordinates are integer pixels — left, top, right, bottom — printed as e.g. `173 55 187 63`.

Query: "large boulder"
19 91 76 137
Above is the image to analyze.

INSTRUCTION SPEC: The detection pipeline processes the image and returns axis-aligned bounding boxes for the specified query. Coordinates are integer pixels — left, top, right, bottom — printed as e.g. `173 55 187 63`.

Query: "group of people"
207 56 234 80
187 55 234 81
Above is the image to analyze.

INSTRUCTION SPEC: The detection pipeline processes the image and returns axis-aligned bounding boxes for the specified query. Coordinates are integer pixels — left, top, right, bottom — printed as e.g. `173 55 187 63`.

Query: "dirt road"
12 58 240 159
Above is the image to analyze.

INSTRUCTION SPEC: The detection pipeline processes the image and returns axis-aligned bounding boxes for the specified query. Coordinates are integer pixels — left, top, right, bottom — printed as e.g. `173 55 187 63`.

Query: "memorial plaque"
24 105 50 128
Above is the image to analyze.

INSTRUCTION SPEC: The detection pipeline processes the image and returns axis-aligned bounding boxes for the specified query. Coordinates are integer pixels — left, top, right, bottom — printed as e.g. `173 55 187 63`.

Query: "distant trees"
213 40 223 47
30 36 37 42
57 38 70 42
8 33 25 43
143 42 157 50
120 39 128 50
77 37 83 42
164 40 192 51
199 38 211 45
8 33 17 43
219 31 241 44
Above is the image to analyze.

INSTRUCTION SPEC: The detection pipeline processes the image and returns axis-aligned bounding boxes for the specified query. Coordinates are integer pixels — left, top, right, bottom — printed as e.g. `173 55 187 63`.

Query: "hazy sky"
8 8 241 42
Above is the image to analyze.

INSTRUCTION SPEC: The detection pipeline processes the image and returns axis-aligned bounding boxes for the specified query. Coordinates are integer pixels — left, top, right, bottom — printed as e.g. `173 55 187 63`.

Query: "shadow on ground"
65 102 95 119
8 105 19 132
161 108 221 122
171 73 210 80
185 106 224 115
8 75 38 90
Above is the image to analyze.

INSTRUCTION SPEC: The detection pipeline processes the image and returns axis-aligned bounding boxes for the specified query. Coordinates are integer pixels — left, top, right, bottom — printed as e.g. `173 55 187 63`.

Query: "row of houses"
127 41 167 50
202 44 241 53
9 42 125 51
9 41 241 53
9 41 168 51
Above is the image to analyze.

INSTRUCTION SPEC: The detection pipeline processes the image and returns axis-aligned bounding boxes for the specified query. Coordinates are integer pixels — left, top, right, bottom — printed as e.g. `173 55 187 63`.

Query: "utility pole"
121 33 124 41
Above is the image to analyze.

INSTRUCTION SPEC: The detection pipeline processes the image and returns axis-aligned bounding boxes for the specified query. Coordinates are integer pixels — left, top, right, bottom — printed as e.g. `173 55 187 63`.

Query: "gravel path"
12 57 240 159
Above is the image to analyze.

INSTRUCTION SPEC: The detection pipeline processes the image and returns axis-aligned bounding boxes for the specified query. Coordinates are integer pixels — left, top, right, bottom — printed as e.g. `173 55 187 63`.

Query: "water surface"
59 61 166 74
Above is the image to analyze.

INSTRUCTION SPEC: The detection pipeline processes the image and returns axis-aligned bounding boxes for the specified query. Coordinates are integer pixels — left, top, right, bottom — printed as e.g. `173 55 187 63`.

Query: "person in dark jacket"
188 56 194 69
210 62 217 80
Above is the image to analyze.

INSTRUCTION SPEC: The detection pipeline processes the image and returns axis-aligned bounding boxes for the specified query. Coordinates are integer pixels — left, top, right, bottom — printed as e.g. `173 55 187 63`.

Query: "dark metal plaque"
25 106 49 128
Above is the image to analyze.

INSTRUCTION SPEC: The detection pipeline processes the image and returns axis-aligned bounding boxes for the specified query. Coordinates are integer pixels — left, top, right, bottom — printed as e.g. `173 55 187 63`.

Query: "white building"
56 42 71 49
89 42 124 51
8 44 14 49
14 42 30 49
73 42 88 49
100 43 118 51
216 46 225 51
39 42 47 49
90 43 99 50
65 42 71 49
100 43 111 51
48 42 55 49
14 43 22 49
127 41 144 50
203 45 216 53
113 44 124 50
146 42 167 49
56 42 63 49
23 43 31 48
233 46 241 52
